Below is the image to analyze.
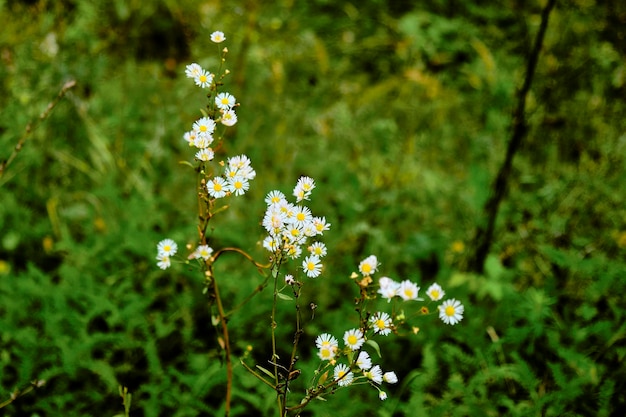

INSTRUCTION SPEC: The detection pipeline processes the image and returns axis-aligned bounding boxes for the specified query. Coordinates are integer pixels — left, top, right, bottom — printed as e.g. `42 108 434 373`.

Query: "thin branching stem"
0 380 46 409
0 80 76 181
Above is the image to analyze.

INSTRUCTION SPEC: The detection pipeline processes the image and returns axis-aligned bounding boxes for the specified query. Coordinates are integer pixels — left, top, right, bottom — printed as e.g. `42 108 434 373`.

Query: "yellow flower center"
445 305 456 317
214 182 222 191
347 335 358 345
376 319 385 330
320 348 332 359
361 264 372 274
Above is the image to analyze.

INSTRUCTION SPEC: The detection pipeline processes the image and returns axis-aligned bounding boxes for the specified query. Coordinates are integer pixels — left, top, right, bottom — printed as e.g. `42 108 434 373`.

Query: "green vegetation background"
1 0 625 416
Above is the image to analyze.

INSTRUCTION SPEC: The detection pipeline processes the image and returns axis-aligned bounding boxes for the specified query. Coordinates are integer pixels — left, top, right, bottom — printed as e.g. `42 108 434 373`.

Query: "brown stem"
207 262 233 417
467 0 557 273
206 247 270 416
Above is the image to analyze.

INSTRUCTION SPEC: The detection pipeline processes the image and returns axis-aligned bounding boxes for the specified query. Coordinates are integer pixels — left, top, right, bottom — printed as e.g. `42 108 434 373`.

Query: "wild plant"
153 31 464 417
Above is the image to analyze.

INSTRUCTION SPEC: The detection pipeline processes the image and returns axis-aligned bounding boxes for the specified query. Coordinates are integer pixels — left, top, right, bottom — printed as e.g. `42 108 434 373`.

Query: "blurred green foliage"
1 0 625 416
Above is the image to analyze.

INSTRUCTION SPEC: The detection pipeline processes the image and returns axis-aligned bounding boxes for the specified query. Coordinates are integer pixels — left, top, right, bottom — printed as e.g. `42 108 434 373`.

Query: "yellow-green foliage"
1 0 625 416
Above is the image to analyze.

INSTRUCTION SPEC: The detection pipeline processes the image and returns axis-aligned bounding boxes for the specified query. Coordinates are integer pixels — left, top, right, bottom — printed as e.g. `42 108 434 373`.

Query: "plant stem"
467 0 557 273
0 80 76 181
270 261 284 416
0 380 46 409
209 262 233 417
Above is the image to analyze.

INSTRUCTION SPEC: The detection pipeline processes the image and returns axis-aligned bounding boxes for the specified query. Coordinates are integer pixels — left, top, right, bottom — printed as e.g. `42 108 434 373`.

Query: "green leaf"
256 365 275 379
277 292 293 301
365 340 382 358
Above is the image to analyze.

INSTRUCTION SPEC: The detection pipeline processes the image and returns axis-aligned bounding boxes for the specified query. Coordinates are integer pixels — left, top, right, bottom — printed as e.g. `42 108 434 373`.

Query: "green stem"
270 261 283 416
0 80 76 181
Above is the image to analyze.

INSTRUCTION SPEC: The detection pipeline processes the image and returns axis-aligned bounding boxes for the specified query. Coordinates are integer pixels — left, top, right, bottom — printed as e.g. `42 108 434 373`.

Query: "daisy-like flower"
378 277 400 301
185 63 203 79
211 31 226 43
343 328 365 351
356 351 372 370
439 299 464 325
221 109 237 126
334 364 354 387
193 245 213 260
278 201 296 221
194 69 213 88
207 177 228 198
262 235 280 252
302 254 322 278
359 255 379 277
366 365 383 384
263 210 287 235
283 224 305 245
284 244 302 259
156 254 171 270
293 205 313 227
227 155 256 180
183 130 197 146
293 176 315 202
265 190 286 206
316 333 339 349
193 134 213 149
308 242 327 257
370 312 392 336
302 221 317 238
215 92 236 110
426 283 445 301
399 280 421 301
383 371 398 384
316 333 338 361
227 175 249 196
312 216 331 235
318 346 336 361
193 117 216 137
195 148 214 162
379 391 388 401
263 209 288 235
228 154 251 170
157 239 178 257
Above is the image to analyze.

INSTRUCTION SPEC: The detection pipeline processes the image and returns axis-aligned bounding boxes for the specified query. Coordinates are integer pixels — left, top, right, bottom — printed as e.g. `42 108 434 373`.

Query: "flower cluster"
207 154 256 198
311 255 465 402
155 238 215 270
314 329 398 399
261 177 331 277
359 255 464 326
183 32 242 163
155 32 255 270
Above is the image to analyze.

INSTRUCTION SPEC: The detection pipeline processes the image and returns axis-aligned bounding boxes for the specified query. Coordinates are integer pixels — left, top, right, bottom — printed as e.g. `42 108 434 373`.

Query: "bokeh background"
1 0 625 416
